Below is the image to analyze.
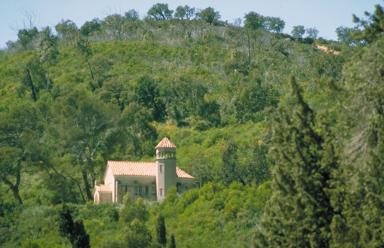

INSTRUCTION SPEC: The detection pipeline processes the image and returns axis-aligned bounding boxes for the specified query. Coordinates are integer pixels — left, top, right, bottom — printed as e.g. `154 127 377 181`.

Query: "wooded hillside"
1 2 383 247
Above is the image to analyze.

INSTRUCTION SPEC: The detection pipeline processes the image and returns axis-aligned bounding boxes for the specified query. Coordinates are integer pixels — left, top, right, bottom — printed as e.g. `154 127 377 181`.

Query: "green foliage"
120 196 149 224
58 205 90 248
244 12 265 30
0 180 268 248
264 17 285 33
58 205 74 241
221 142 240 185
156 215 166 246
169 234 176 248
0 3 360 247
0 102 42 204
353 2 384 43
335 26 358 46
174 5 195 20
71 220 90 248
20 56 50 101
119 103 158 157
125 10 140 21
39 27 59 64
334 36 384 247
233 80 278 123
103 14 126 40
11 206 62 247
223 49 249 76
134 76 166 122
244 12 285 33
291 25 305 39
163 77 221 127
50 88 121 201
196 7 221 25
124 219 153 248
80 19 102 36
17 27 39 49
255 77 340 247
147 3 173 21
154 182 271 247
55 20 78 44
306 27 319 39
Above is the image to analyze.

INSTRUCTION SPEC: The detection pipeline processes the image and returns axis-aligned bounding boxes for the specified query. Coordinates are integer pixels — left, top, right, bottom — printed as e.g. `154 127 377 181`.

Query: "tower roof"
155 137 176 149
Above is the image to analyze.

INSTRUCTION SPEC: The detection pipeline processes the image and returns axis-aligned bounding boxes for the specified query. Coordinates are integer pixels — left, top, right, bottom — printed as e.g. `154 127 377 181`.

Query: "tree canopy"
147 3 173 20
196 7 221 25
2 2 384 248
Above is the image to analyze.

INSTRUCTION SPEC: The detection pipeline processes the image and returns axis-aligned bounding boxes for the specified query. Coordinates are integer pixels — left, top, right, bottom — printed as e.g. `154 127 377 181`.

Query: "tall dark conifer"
358 114 384 246
58 205 74 240
169 234 176 248
255 76 339 247
338 34 384 247
72 220 90 248
156 215 167 247
58 205 90 248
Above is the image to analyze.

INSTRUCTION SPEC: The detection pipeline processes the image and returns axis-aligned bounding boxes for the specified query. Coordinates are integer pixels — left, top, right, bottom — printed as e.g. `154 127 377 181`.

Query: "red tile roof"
107 160 193 179
176 167 194 179
155 137 176 149
108 161 157 176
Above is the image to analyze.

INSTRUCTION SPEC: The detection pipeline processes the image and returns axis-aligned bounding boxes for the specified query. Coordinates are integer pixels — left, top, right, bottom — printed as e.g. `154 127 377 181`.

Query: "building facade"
94 137 194 203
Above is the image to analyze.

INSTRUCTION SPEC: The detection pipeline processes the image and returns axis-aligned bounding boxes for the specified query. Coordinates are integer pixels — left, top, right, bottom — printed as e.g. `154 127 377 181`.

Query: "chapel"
94 137 195 203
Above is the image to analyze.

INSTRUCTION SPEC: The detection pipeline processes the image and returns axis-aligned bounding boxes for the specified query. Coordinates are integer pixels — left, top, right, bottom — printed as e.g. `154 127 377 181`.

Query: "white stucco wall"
103 166 116 202
156 155 177 201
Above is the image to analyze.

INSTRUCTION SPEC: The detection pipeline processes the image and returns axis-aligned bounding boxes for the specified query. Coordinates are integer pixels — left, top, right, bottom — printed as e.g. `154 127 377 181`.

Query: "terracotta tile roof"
155 137 176 149
107 160 193 179
176 167 194 179
108 161 156 177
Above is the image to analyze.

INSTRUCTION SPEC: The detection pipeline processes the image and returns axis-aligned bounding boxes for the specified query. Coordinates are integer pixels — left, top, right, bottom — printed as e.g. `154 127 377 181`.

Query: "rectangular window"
145 186 149 195
160 188 163 196
152 184 156 196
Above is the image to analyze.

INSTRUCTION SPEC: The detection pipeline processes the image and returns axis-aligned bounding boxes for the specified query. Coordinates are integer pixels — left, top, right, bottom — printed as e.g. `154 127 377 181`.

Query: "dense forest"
0 2 384 247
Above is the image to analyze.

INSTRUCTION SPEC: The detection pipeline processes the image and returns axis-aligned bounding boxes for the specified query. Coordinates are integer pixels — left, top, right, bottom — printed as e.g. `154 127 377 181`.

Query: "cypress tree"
72 220 90 248
255 76 340 247
58 204 74 242
222 142 244 185
169 234 176 248
324 128 350 248
333 114 384 248
338 36 384 247
156 215 167 247
58 204 90 248
348 110 384 247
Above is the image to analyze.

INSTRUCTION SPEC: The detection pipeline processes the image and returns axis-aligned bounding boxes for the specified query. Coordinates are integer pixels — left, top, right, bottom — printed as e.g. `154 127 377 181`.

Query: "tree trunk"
86 60 95 82
246 30 252 71
86 60 102 90
26 68 38 101
45 72 52 90
11 185 23 205
2 177 23 205
82 170 93 201
43 161 87 202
